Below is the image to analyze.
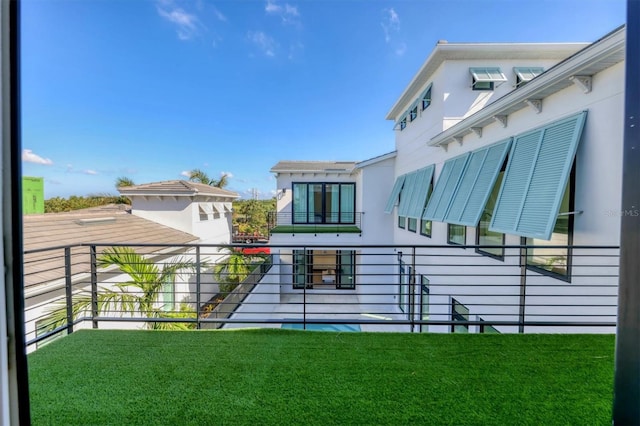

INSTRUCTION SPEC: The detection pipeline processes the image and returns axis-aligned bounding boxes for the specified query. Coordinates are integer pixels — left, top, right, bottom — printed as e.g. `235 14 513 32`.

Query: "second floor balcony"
268 211 363 235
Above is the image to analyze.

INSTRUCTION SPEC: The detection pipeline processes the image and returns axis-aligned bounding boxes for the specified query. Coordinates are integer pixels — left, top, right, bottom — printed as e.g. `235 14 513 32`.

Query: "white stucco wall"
129 196 233 245
384 59 624 333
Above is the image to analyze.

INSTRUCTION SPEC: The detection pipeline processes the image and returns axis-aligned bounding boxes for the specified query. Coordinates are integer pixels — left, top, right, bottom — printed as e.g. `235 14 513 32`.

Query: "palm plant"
213 247 252 294
46 246 200 331
188 168 228 188
115 176 135 189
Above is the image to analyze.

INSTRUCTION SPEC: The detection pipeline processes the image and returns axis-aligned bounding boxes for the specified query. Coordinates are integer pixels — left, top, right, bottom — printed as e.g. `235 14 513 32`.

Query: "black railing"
24 243 619 351
267 212 363 233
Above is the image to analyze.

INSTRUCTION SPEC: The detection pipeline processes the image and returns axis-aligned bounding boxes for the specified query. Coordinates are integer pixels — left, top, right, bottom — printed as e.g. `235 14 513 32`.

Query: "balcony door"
293 249 356 289
292 183 355 224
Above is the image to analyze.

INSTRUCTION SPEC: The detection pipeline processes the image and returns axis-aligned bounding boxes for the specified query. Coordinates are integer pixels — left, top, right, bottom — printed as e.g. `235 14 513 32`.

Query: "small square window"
400 117 407 130
447 223 466 246
469 67 507 91
409 106 417 122
398 216 406 229
421 86 432 110
473 81 494 91
514 67 544 88
407 218 417 232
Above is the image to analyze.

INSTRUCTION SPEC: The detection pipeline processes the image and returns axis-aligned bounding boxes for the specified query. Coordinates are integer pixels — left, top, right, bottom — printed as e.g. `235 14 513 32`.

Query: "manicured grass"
28 329 614 425
270 225 361 233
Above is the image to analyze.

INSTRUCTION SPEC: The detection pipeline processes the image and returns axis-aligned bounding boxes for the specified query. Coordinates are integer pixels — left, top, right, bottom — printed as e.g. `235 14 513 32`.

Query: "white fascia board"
427 26 625 147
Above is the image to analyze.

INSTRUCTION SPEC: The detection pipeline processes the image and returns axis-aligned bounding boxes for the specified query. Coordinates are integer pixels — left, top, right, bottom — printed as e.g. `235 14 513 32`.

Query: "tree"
115 176 135 189
213 248 252 294
46 246 200 330
188 168 228 188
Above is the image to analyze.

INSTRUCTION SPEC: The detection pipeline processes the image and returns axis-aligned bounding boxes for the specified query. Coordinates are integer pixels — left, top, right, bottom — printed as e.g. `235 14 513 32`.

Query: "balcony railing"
24 242 619 351
267 211 363 234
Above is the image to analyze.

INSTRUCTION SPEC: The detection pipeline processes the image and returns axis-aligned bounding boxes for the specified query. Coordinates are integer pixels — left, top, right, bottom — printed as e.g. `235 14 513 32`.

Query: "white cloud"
180 170 191 178
212 6 227 22
395 42 407 57
220 171 234 178
248 31 277 57
157 5 199 40
83 170 98 175
22 149 53 165
381 8 400 43
265 0 300 25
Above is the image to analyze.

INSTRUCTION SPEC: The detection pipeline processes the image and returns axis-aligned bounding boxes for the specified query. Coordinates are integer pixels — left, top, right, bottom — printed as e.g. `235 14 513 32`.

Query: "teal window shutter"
420 83 433 110
422 153 471 222
469 67 507 82
384 175 406 214
407 165 435 219
398 172 417 217
513 67 544 87
489 111 587 239
444 139 512 226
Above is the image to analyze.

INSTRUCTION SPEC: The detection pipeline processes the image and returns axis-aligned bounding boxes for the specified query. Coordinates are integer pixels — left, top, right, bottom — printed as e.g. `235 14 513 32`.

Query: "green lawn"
28 329 614 425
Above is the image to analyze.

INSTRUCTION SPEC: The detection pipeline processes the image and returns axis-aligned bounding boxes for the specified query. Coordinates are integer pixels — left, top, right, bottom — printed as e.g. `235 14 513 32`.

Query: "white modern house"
245 25 625 333
118 180 238 247
23 180 239 350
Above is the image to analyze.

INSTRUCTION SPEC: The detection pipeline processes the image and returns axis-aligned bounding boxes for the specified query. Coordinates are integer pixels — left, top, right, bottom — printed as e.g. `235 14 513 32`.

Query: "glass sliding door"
398 262 410 314
308 184 323 223
291 182 356 224
340 183 355 223
293 250 307 289
420 276 430 332
325 184 340 223
337 250 355 289
292 184 307 224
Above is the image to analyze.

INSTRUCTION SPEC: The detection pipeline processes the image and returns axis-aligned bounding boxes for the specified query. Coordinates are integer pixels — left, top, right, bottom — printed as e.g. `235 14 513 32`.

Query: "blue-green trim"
406 165 435 219
422 153 471 222
489 111 588 240
444 139 512 226
384 175 406 214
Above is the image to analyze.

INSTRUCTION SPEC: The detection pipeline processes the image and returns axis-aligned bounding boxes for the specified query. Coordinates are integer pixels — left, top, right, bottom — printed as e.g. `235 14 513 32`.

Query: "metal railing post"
410 247 416 333
303 246 307 330
196 246 201 330
518 242 527 334
90 245 98 329
64 247 74 334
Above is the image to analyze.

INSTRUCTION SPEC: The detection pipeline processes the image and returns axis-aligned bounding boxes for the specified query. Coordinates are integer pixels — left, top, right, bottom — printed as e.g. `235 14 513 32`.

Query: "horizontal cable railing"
267 212 363 233
24 242 620 351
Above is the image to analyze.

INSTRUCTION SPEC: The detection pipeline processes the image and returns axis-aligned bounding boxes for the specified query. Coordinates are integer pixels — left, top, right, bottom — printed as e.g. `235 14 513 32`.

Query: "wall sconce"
277 188 287 200
397 251 403 262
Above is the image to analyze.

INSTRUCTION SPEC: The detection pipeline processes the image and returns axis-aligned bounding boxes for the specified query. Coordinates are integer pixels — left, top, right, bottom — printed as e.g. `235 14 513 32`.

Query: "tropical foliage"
213 247 253 294
44 194 130 213
115 176 135 189
188 168 228 188
45 247 200 330
233 198 275 236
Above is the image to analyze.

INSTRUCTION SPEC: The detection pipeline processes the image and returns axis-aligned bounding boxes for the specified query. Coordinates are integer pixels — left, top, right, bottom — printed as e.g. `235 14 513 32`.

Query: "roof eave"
385 42 591 121
427 27 625 148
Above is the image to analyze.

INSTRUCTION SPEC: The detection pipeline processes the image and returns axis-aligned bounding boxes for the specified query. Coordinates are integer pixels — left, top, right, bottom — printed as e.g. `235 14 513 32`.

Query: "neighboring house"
262 26 625 333
118 180 238 246
24 180 239 350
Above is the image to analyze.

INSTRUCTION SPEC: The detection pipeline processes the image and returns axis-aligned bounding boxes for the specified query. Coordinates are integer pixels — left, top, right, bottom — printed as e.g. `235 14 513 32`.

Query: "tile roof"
23 205 199 292
270 161 357 173
118 180 239 198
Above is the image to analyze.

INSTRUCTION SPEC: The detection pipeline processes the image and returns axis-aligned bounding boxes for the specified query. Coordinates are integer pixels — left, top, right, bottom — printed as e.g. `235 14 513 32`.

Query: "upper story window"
525 172 574 281
513 67 544 88
292 182 355 225
409 105 418 122
469 67 507 91
400 115 407 130
421 84 432 110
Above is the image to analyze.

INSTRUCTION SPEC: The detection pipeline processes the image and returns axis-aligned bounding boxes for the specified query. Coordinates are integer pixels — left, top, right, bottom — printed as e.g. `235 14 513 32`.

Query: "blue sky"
21 0 625 199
